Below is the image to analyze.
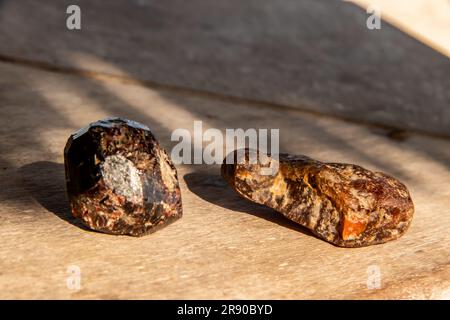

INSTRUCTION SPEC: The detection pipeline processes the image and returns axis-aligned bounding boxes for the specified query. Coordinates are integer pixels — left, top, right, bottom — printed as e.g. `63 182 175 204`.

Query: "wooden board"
0 0 449 136
352 0 450 58
0 60 449 299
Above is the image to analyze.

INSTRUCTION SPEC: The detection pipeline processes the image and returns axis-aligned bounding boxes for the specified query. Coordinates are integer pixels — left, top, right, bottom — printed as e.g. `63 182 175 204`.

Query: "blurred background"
0 0 449 136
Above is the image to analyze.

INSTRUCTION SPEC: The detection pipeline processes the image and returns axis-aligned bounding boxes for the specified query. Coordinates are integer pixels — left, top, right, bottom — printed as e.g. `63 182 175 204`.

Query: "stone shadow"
183 169 317 238
18 161 89 231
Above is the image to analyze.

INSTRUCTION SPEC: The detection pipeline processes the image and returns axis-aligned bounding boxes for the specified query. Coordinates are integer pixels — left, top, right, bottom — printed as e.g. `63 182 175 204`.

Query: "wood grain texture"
352 0 450 58
0 61 449 299
0 0 449 136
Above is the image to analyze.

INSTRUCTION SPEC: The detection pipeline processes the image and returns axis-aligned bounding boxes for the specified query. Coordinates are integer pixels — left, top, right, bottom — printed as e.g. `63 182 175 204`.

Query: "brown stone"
221 149 414 247
64 118 182 236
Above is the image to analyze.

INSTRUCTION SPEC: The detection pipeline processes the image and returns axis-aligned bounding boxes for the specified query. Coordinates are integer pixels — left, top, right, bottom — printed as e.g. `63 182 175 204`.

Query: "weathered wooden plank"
0 61 449 299
0 0 449 136
353 0 450 58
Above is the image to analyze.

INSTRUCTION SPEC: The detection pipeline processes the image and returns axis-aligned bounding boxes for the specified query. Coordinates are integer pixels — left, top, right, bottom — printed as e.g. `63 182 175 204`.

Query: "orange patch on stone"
342 218 367 240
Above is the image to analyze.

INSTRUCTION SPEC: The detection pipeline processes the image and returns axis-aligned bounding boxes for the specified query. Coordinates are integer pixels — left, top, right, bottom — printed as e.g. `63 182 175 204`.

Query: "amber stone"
64 118 182 236
221 149 414 247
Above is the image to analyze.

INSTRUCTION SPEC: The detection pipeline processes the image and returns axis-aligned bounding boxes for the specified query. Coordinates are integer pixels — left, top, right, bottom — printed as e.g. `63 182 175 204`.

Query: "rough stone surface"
64 118 182 236
222 149 414 247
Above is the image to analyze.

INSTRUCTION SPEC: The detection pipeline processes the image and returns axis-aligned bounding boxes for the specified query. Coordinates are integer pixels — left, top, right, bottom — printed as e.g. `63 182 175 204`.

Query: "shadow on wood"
183 170 317 238
18 161 89 231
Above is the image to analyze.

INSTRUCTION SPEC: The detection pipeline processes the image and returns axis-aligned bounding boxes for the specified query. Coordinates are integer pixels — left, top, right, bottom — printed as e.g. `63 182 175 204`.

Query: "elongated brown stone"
221 149 414 247
64 118 182 236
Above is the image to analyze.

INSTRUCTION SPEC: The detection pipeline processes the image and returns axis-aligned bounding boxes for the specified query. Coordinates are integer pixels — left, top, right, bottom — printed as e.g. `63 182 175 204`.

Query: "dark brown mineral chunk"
64 118 182 236
221 149 414 247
